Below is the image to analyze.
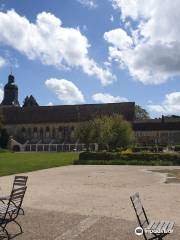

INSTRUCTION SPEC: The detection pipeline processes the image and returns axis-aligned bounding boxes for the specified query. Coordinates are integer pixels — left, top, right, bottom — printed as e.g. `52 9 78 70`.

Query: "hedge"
74 151 180 165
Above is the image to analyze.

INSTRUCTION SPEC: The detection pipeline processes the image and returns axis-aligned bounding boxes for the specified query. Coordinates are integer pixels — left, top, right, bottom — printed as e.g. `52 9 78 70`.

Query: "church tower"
1 74 20 106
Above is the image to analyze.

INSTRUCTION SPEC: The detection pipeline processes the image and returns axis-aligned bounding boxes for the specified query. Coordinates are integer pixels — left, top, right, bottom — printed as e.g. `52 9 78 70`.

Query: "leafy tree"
107 114 134 149
135 105 150 120
75 114 134 151
0 128 9 149
0 109 8 149
75 121 94 151
23 95 39 107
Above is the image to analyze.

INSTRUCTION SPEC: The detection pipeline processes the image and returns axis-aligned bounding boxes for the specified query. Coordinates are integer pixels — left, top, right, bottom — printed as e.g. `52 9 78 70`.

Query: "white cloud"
147 92 180 114
0 10 115 85
110 15 114 22
0 87 4 102
104 28 133 50
0 56 6 68
76 0 97 9
45 78 85 104
47 102 53 106
106 0 180 84
92 93 128 103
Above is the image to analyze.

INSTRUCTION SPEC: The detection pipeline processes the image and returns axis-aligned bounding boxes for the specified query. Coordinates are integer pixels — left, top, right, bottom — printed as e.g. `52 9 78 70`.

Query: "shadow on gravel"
4 207 180 240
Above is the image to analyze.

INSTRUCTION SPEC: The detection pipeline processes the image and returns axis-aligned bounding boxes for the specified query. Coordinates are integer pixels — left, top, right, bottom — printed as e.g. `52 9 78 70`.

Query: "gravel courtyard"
0 165 180 239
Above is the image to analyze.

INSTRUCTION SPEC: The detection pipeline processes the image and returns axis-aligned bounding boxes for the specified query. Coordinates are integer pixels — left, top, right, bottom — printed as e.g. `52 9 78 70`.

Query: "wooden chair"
130 192 174 240
0 176 28 215
0 186 27 239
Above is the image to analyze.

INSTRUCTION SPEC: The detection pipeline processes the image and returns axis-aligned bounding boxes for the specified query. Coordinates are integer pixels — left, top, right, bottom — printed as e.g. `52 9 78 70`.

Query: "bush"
175 145 180 152
132 146 163 152
75 151 180 166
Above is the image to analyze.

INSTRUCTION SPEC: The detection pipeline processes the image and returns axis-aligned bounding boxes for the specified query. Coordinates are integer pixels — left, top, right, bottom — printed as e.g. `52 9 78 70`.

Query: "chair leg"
2 228 10 240
19 208 25 215
13 220 23 234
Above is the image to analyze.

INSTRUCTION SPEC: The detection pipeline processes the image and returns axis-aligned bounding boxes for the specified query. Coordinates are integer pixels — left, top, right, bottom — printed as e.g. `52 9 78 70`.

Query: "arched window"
40 128 43 138
33 127 38 138
45 126 50 138
21 127 26 137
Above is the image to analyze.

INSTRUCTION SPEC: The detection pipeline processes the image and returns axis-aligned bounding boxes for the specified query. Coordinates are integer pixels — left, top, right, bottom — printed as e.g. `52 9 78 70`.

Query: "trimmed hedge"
132 146 163 152
175 145 180 152
74 151 180 165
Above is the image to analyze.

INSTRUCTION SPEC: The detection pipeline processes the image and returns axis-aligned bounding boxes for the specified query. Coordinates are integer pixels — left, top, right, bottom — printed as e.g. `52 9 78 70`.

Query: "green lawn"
0 152 79 176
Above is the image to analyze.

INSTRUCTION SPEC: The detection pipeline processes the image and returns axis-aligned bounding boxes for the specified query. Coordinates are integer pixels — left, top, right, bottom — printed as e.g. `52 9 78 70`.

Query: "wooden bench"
130 192 174 240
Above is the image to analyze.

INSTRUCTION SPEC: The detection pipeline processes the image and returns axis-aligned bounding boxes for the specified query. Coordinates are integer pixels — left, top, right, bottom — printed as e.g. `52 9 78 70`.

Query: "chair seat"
145 221 174 234
0 203 17 214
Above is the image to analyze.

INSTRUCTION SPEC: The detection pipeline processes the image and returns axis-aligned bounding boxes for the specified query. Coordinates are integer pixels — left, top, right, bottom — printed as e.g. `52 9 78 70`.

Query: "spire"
1 73 20 107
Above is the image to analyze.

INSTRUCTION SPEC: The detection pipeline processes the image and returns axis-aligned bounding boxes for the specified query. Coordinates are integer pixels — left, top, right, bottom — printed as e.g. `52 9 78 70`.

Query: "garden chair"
130 192 174 240
0 176 28 215
0 186 27 239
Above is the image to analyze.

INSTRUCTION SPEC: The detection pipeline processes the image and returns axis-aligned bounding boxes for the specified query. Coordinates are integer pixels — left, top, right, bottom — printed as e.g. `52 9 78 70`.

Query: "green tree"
0 128 9 149
75 114 134 151
107 114 134 149
135 105 150 120
75 121 94 151
0 109 8 149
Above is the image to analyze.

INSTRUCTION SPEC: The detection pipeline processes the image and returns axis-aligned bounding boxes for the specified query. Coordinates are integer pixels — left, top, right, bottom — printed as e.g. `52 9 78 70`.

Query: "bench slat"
155 221 166 232
161 221 171 232
146 221 155 230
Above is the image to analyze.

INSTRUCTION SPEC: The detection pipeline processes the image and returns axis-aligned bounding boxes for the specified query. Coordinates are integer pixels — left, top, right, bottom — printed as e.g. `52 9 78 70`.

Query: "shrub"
175 145 180 152
76 151 180 165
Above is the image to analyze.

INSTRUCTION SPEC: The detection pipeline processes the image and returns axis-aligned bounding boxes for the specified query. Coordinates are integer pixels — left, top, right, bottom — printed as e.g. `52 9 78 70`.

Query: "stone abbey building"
0 74 180 151
0 74 135 151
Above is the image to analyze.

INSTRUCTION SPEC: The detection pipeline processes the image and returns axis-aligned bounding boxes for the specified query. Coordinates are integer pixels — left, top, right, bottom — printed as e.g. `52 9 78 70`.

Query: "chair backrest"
13 176 28 189
130 193 149 230
4 186 27 221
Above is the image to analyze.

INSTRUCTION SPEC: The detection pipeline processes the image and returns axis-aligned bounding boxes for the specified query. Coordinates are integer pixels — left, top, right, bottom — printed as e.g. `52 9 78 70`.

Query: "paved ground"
0 165 180 239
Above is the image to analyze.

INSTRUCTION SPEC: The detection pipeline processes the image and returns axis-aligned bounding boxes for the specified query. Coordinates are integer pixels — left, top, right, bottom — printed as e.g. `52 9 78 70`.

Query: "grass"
0 152 79 176
151 169 180 183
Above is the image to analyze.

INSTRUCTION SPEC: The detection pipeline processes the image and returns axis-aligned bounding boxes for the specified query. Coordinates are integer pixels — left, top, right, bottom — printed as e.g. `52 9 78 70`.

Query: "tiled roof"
2 102 135 125
133 120 180 131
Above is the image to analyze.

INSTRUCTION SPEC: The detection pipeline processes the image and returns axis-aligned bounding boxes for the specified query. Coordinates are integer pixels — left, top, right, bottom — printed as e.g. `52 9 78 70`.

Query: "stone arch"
33 127 38 138
13 145 21 152
21 127 26 137
40 128 44 138
45 126 50 138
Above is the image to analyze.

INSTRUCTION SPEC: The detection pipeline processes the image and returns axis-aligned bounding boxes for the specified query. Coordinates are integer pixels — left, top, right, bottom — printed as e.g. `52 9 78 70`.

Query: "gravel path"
0 165 180 239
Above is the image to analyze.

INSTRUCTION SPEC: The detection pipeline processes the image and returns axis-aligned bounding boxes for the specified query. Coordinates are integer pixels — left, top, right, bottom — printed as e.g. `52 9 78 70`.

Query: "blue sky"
0 0 179 117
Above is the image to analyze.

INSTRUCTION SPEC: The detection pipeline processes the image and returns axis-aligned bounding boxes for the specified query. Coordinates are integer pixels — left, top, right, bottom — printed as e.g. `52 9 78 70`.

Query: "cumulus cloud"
105 0 180 84
76 0 97 9
0 10 115 85
147 92 180 114
92 93 128 103
0 87 4 102
45 78 85 104
47 102 53 106
0 56 6 68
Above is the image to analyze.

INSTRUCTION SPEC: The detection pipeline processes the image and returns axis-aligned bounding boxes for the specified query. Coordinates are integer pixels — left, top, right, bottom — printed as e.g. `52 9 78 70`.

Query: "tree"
0 128 9 149
23 95 39 107
135 105 150 120
107 114 134 149
75 121 94 151
75 114 134 151
0 109 8 149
